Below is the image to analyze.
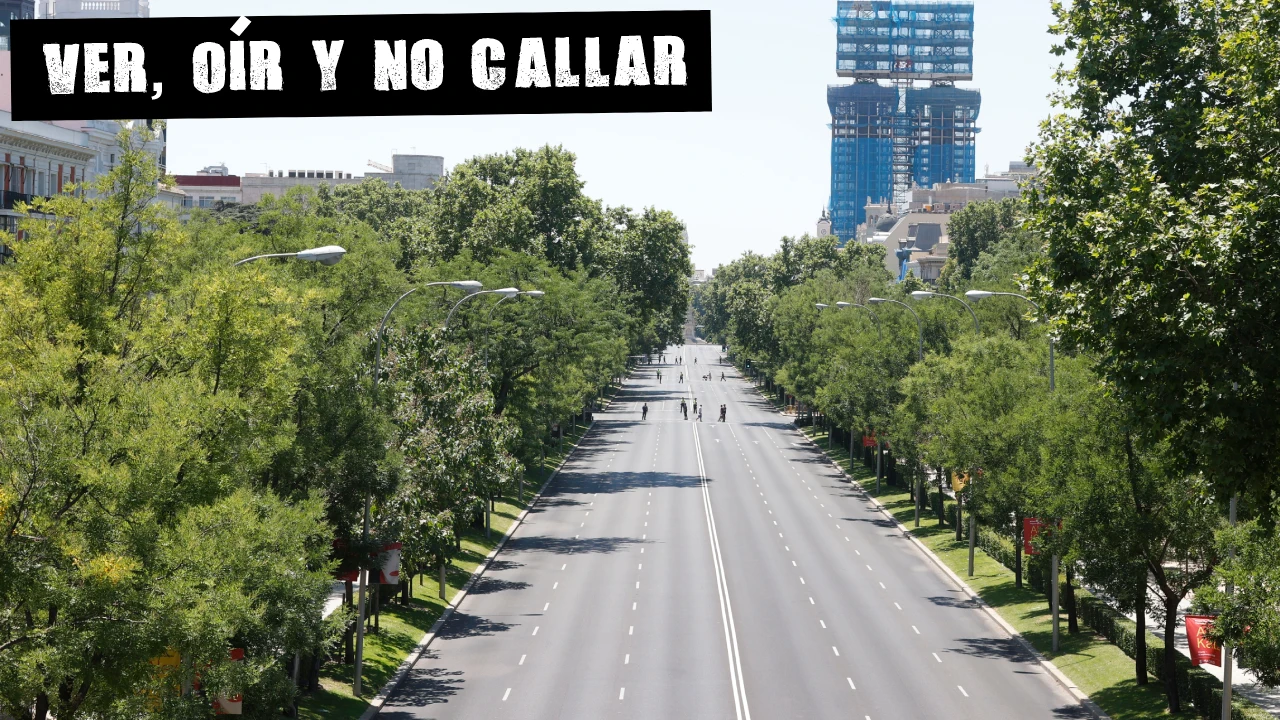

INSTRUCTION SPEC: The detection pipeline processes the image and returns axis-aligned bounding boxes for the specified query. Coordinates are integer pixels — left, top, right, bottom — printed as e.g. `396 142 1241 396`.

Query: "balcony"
2 192 46 210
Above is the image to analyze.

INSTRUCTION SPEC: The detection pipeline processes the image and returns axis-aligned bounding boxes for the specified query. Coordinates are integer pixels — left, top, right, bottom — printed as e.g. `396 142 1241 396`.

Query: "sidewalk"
1093 589 1280 717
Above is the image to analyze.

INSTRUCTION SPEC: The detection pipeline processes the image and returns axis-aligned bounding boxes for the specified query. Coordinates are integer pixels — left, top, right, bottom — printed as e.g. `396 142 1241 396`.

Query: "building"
861 210 953 279
828 1 980 241
691 269 711 285
172 166 241 208
0 1 35 50
816 208 832 238
41 0 148 18
0 108 96 261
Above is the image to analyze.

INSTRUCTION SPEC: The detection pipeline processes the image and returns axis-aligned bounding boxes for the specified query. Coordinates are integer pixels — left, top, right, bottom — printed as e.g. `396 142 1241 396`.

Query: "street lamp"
835 301 882 341
867 297 925 504
354 279 481 698
487 289 545 321
445 287 520 329
967 288 1060 650
868 297 923 361
911 290 980 333
233 244 347 266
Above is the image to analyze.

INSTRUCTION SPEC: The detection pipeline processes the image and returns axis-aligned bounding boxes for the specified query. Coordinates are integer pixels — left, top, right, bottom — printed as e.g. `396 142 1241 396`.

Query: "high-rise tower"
828 1 980 241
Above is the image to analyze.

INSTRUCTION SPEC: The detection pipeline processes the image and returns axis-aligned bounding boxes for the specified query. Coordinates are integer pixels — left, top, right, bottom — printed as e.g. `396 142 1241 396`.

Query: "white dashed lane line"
503 688 511 701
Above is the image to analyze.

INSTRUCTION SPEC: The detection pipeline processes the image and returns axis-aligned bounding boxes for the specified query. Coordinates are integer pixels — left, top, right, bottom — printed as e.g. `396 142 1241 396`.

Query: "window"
110 153 115 163
182 196 193 208
199 196 214 208
220 196 237 203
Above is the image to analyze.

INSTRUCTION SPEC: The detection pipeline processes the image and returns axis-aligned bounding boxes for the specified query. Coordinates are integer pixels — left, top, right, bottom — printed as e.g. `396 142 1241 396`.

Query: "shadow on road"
380 651 463 712
946 636 1036 663
435 612 517 641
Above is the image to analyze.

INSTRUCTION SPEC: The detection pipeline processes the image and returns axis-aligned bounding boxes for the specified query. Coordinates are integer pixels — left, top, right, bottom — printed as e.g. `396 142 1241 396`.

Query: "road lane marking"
792 560 797 566
619 687 626 700
866 565 873 571
820 620 827 628
632 602 637 610
785 546 790 551
561 564 567 570
958 686 969 697
543 603 549 611
629 626 634 635
638 564 643 570
625 654 630 664
933 653 942 663
636 581 640 589
912 626 920 634
553 582 558 590
690 425 750 720
809 597 815 604
832 646 840 656
894 602 902 610
879 582 885 589
800 577 805 584
847 678 856 690
503 688 511 701
520 654 526 665
532 626 539 635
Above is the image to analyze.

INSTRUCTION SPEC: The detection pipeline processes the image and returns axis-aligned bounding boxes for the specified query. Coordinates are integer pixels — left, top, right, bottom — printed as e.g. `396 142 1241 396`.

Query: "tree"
0 126 332 719
1028 0 1280 670
945 198 1021 280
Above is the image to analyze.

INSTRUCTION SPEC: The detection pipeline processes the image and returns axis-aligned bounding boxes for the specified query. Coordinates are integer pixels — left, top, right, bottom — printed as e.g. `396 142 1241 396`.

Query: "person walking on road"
642 403 648 421
698 406 703 422
679 372 684 384
719 404 726 422
720 372 725 381
693 398 698 416
680 399 688 419
657 370 662 383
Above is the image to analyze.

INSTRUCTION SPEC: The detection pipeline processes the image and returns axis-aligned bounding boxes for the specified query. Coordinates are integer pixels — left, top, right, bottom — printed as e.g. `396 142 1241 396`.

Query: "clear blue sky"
158 0 1061 271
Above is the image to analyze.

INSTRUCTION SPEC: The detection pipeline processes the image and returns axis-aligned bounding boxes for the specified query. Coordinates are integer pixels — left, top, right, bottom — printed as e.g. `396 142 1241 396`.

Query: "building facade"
828 1 980 241
0 1 35 50
41 0 147 18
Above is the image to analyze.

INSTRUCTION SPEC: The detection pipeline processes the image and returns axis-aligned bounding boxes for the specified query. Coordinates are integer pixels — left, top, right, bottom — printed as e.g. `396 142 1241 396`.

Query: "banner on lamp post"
952 471 970 493
212 648 244 715
378 542 402 585
1185 615 1222 667
1023 517 1046 556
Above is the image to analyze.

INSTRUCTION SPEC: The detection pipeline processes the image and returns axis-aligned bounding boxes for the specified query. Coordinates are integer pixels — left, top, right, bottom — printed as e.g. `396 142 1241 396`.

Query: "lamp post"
868 297 924 507
353 279 481 698
232 245 345 704
966 289 1059 648
482 290 545 528
233 244 347 267
445 287 520 329
835 301 882 341
910 290 980 334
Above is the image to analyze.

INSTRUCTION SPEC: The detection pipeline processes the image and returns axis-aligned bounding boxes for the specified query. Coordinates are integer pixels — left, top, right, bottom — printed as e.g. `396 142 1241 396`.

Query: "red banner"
862 436 876 448
1023 517 1046 556
1185 615 1221 667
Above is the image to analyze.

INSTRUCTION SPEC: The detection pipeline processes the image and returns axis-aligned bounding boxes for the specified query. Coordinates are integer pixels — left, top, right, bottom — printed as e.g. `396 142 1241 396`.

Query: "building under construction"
828 1 980 240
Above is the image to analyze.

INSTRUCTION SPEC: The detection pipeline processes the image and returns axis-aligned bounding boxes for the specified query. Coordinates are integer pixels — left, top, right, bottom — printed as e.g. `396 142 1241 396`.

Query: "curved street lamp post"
966 289 1061 651
353 279 481 698
867 297 925 502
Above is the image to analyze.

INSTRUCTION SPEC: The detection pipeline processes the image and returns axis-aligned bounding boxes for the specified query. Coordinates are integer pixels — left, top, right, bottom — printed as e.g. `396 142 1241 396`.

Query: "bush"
977 527 1018 573
1076 594 1270 720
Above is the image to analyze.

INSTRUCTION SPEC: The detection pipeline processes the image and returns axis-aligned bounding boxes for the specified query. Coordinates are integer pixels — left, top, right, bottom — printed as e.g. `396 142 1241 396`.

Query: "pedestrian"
642 403 648 420
720 372 725 381
693 398 697 415
657 370 662 382
679 372 684 383
698 407 703 422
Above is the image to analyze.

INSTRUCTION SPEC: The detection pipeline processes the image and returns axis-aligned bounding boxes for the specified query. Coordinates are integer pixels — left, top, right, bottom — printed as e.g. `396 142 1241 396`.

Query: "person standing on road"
693 398 698 415
642 403 648 420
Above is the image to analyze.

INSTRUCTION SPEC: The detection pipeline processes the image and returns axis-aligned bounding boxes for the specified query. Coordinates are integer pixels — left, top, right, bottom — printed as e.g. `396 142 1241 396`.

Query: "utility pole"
1221 494 1237 719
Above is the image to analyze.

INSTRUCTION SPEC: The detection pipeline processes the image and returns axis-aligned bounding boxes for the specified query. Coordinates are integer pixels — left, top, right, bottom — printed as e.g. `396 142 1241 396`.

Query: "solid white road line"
691 422 750 720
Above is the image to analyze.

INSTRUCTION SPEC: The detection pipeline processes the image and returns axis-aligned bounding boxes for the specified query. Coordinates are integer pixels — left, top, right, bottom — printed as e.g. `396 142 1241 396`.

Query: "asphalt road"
379 343 1090 720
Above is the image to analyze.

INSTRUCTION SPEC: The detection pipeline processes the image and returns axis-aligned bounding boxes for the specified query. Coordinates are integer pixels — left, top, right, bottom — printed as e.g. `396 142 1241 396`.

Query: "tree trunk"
1014 513 1024 589
439 560 447 600
1162 596 1181 713
343 580 354 664
955 494 964 542
1135 584 1148 685
1065 566 1078 633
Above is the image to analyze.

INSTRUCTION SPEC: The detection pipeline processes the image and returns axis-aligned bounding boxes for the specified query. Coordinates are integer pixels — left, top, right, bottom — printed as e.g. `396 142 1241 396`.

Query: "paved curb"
754 382 1110 720
358 416 602 720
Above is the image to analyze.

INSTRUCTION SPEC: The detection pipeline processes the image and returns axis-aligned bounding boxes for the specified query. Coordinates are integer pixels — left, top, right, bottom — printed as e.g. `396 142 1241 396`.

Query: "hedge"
1075 595 1271 720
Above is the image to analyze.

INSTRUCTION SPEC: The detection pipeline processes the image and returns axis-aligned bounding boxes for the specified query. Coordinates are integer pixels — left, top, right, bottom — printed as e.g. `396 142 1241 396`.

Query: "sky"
157 0 1063 272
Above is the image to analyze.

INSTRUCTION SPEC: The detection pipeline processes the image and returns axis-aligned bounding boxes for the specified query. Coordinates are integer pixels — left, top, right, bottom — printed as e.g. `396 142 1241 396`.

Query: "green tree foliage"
945 198 1021 281
1029 0 1280 682
0 127 334 719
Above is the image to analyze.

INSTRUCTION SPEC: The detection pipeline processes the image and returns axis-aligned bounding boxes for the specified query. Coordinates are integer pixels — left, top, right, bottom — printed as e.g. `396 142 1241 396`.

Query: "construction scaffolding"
828 0 979 240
